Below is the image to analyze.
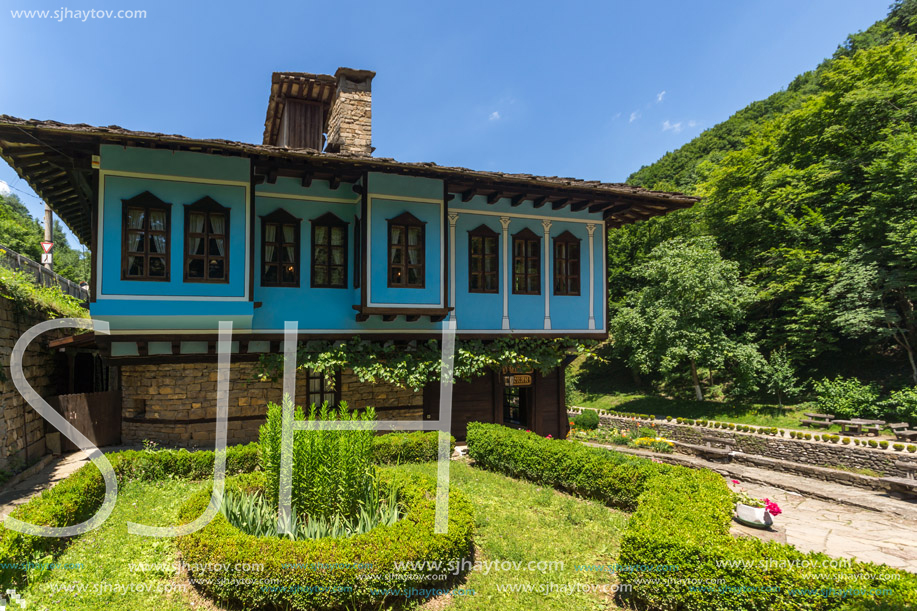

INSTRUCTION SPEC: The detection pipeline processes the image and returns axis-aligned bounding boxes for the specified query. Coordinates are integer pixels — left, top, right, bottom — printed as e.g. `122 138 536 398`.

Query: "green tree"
609 236 759 401
762 347 802 407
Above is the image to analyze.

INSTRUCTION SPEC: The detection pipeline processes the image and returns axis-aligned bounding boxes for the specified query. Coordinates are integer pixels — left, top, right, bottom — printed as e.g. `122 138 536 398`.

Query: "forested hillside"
0 192 90 282
598 0 917 405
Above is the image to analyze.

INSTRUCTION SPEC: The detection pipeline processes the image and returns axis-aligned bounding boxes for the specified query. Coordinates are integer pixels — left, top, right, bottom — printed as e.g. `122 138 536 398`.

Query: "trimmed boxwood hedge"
466 423 917 610
176 469 474 610
0 433 448 590
371 431 455 465
466 421 670 511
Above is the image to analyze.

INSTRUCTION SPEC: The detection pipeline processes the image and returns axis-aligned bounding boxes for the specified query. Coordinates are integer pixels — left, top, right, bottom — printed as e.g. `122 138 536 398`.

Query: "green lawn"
23 479 209 611
571 391 856 433
18 462 628 611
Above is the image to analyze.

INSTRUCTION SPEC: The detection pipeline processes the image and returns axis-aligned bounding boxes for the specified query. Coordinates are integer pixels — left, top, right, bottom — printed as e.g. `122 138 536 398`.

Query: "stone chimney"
325 67 375 156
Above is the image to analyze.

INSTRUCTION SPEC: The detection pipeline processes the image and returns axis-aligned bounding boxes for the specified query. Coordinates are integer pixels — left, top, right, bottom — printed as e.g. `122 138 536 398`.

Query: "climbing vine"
256 336 601 390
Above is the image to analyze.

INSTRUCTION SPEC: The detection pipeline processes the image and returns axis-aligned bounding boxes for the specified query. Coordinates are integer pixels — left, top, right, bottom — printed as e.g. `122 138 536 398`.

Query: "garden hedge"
371 431 455 465
176 470 474 610
0 432 448 590
466 423 917 610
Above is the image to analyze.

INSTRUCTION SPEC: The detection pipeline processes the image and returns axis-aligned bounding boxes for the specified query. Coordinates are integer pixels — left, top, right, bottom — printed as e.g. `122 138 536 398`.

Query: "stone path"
0 446 139 520
735 480 917 571
586 442 917 572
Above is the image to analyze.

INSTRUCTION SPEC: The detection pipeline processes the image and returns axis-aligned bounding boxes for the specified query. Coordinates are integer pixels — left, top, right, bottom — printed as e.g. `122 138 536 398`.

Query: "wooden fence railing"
0 243 89 302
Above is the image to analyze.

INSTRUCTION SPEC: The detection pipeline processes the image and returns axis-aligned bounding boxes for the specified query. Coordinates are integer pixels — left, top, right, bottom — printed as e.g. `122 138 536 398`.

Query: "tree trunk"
689 359 704 401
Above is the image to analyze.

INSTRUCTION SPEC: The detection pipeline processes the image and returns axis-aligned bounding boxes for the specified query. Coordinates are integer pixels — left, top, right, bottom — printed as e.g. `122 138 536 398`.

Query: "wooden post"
43 203 53 272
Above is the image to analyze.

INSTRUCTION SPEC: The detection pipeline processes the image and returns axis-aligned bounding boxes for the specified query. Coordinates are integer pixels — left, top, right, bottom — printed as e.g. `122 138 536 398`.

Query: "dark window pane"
209 238 224 257
264 265 278 283
127 256 144 276
330 227 344 246
408 268 420 285
330 267 345 286
484 237 496 255
315 246 328 265
314 267 327 285
314 225 327 245
282 264 295 284
209 259 225 279
149 257 166 277
470 237 481 255
390 226 403 245
390 267 402 284
188 259 205 278
127 232 144 253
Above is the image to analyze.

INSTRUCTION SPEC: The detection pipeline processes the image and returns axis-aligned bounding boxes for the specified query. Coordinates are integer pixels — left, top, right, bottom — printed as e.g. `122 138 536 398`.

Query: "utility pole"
43 203 53 271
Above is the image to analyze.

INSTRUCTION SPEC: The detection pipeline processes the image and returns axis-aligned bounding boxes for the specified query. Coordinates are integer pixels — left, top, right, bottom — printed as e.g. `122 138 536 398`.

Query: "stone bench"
880 461 917 498
801 412 835 428
675 434 735 462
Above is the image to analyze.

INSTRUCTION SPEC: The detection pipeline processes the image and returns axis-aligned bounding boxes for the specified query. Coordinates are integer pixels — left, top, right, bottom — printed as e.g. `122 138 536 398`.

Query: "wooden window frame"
553 230 581 296
468 224 499 294
305 368 341 407
353 215 361 289
387 211 426 289
121 191 171 282
310 212 349 289
511 227 541 295
184 196 231 284
261 208 301 288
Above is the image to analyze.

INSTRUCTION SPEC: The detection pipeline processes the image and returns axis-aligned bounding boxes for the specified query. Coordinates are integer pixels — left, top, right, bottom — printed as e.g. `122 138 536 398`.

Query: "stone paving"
735 480 917 571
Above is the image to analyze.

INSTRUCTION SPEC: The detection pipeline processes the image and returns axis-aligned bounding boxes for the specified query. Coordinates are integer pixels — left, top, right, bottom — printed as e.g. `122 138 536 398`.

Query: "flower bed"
0 432 451 591
176 469 474 610
466 423 917 610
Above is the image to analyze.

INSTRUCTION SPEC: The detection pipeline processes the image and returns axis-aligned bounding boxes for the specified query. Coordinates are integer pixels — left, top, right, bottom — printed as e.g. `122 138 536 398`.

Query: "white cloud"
656 90 666 103
0 180 10 197
612 112 622 120
662 120 683 133
629 110 641 123
687 120 697 128
489 111 501 121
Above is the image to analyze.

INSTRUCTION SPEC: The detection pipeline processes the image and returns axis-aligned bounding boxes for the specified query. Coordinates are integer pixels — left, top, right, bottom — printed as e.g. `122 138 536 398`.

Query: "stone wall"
120 362 422 447
569 410 917 479
0 296 65 472
325 68 374 156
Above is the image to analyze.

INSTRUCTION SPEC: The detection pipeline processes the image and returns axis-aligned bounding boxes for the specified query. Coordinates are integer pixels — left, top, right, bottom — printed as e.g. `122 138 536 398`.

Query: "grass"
16 462 628 611
22 479 208 611
0 266 88 319
570 391 858 433
399 460 629 611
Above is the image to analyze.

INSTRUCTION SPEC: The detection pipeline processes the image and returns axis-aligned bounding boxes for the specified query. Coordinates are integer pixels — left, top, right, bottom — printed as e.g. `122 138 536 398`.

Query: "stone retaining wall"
569 410 916 479
0 297 66 471
121 362 423 447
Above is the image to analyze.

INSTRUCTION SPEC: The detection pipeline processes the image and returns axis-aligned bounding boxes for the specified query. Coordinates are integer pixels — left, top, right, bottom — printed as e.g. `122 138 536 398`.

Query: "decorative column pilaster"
586 223 597 330
542 219 552 330
500 216 511 330
448 212 459 322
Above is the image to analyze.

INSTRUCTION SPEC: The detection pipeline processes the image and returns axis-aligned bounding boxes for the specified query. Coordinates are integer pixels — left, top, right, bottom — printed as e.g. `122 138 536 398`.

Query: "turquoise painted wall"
91 146 606 334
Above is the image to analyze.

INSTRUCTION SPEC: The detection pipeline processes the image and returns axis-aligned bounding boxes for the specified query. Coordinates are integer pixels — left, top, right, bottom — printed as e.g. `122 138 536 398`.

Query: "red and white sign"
40 241 53 254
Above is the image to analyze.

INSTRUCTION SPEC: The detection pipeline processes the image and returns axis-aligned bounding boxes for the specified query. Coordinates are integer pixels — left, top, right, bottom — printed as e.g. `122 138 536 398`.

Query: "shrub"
909 445 917 453
869 440 879 448
467 422 917 610
789 431 797 439
883 386 917 423
842 438 851 445
893 443 905 452
466 423 668 511
880 441 890 450
573 409 600 430
372 431 455 464
813 376 882 420
666 415 673 422
177 470 474 610
854 438 861 445
804 433 812 440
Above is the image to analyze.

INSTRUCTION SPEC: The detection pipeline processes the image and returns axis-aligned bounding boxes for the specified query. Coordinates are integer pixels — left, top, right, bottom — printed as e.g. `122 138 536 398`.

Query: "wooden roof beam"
510 194 526 207
486 191 502 205
550 199 570 211
532 196 547 209
461 188 476 202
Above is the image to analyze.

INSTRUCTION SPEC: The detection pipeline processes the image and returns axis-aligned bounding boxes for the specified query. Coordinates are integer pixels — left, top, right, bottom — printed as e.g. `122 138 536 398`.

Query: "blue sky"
0 0 891 247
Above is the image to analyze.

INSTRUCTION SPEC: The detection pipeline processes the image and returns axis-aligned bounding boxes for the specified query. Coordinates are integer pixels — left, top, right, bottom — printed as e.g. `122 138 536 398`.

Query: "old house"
0 68 695 445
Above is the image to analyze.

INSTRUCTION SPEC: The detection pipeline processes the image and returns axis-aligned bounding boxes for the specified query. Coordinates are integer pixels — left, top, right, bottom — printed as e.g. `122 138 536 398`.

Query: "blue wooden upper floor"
89 144 611 337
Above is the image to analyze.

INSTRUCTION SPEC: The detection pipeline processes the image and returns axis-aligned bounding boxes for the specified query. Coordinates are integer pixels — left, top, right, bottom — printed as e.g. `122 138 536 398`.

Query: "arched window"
261 208 301 287
121 191 171 281
387 212 425 288
184 196 230 282
512 228 541 295
311 212 348 288
468 224 499 293
553 231 581 296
